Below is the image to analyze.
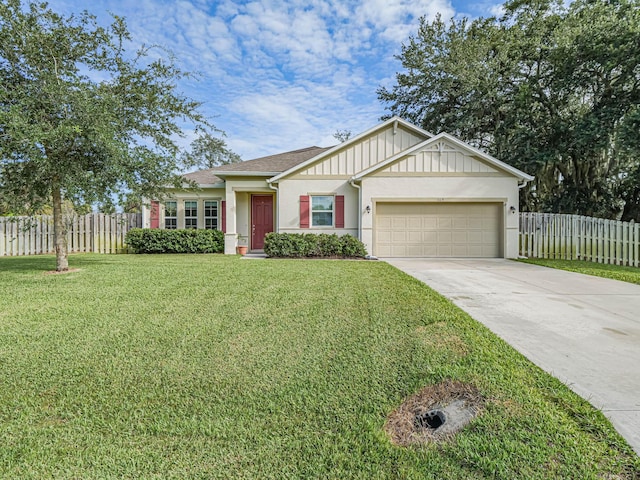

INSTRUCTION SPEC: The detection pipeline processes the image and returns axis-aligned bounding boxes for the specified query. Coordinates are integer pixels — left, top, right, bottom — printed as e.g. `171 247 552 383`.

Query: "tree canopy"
379 0 640 221
181 131 242 170
0 0 230 270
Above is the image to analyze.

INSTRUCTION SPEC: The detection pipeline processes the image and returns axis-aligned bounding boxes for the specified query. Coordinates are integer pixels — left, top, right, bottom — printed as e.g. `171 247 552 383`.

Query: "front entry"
251 195 274 250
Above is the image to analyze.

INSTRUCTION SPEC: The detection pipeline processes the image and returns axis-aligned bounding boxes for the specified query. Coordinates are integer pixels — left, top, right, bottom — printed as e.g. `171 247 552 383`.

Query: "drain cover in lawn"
385 380 483 446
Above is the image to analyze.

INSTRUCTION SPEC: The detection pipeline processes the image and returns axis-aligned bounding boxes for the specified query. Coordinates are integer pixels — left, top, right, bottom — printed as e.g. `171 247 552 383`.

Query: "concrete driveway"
384 258 640 454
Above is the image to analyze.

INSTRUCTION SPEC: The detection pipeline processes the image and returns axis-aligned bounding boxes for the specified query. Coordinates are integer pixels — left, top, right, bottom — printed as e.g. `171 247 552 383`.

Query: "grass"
0 254 638 479
519 258 640 285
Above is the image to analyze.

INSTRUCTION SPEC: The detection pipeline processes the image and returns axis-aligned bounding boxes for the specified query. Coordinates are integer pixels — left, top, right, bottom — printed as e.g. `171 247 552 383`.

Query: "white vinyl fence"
520 212 640 267
0 213 142 256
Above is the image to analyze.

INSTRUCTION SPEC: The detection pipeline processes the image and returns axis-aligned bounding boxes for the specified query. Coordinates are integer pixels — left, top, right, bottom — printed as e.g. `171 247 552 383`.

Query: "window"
164 201 177 229
204 200 218 230
184 201 198 229
311 195 333 226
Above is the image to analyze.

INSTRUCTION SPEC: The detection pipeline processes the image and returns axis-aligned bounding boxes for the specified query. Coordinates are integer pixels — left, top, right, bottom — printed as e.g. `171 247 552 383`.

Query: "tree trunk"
52 181 69 272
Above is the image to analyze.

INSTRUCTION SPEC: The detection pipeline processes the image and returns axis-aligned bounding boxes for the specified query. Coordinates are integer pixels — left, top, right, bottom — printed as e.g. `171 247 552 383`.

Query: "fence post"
633 220 639 268
0 217 4 257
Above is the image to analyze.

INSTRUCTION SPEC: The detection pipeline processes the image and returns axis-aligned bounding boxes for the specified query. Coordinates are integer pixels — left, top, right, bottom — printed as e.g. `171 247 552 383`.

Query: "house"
142 117 533 258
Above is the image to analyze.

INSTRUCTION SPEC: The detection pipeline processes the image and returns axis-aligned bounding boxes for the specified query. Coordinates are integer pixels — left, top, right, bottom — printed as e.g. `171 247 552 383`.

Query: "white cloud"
42 0 462 160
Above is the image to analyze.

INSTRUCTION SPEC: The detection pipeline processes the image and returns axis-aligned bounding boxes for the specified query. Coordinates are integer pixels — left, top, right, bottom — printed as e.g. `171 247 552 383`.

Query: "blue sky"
45 0 503 161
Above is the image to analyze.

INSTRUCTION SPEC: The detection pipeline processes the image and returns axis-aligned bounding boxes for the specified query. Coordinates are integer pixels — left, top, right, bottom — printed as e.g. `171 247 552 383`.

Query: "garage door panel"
390 245 407 256
391 231 407 242
377 230 392 243
467 231 483 243
422 218 438 229
452 231 469 243
406 217 423 229
423 231 438 242
437 231 452 243
452 218 469 229
391 218 406 229
377 217 392 228
468 218 484 229
405 245 423 256
407 231 422 243
438 217 453 229
466 245 485 257
375 202 502 258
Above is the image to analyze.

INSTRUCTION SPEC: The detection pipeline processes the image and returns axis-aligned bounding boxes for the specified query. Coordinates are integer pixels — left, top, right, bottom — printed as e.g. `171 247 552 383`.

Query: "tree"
181 131 241 170
333 129 352 143
0 0 217 270
379 0 640 220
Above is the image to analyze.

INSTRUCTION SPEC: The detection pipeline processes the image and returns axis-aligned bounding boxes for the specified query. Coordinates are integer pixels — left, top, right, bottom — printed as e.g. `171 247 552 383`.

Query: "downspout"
267 180 279 233
349 177 361 240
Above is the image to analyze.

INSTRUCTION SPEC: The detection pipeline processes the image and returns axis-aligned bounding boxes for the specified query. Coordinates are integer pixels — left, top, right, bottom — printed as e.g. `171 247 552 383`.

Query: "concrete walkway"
384 258 640 455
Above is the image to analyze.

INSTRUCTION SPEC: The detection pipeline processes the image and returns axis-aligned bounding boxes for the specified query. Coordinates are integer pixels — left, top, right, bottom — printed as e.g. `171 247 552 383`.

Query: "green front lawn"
0 254 637 479
520 258 640 286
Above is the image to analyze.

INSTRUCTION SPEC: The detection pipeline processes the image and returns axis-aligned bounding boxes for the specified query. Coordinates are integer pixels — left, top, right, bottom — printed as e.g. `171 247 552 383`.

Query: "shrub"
264 233 367 258
125 228 224 254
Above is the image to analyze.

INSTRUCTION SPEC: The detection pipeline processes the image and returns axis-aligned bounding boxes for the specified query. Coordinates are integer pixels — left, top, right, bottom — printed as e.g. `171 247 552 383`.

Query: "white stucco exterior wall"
277 178 358 236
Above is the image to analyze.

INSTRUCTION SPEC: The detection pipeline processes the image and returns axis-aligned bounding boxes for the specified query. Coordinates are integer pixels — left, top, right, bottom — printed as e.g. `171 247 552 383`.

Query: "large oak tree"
0 1 227 270
379 0 640 220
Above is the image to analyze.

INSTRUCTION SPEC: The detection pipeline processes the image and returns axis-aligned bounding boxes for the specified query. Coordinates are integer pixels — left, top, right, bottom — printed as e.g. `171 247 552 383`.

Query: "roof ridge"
233 145 329 164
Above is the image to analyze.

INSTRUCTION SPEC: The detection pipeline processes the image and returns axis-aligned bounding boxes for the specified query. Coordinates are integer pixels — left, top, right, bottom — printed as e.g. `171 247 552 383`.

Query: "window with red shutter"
335 195 344 228
150 201 160 229
300 195 310 228
221 201 226 233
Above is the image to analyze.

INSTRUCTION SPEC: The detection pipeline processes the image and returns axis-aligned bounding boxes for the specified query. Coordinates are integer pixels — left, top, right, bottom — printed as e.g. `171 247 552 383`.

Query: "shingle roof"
182 145 333 185
212 146 333 174
182 169 223 185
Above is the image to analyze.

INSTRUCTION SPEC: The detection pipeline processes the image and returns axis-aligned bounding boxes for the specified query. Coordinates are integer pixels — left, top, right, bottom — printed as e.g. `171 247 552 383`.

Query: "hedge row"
264 233 367 258
125 228 224 254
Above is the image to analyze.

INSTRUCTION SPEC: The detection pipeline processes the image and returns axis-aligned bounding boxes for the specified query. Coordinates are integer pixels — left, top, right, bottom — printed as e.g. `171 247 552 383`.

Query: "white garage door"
374 202 502 258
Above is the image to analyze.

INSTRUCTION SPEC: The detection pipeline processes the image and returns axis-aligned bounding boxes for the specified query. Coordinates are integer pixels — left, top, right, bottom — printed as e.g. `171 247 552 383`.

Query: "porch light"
365 205 371 214
510 206 516 214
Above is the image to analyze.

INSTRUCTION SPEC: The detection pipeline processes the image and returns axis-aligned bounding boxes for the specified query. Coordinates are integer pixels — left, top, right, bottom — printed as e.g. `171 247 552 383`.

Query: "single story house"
142 117 533 258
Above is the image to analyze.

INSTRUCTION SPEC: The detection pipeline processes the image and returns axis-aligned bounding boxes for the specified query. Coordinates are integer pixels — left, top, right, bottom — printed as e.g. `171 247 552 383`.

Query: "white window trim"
164 200 177 230
184 200 198 229
204 200 219 230
310 194 335 228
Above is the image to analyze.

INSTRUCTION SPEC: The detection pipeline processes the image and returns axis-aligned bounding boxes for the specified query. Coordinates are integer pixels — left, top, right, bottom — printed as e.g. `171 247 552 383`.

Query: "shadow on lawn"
0 254 114 274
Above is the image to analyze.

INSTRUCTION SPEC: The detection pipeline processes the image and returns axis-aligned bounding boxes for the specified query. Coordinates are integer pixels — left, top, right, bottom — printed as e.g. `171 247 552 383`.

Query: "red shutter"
300 195 310 228
335 195 344 228
150 201 160 229
221 201 226 233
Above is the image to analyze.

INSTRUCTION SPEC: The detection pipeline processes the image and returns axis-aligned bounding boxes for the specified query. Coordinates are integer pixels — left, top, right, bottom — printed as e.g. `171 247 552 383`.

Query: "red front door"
251 195 274 250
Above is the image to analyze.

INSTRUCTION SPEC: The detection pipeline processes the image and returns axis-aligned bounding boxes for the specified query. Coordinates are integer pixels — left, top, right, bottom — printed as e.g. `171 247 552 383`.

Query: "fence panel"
0 213 141 256
520 213 640 267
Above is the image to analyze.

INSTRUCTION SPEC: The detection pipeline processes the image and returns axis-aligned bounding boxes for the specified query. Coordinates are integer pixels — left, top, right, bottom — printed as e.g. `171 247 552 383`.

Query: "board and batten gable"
293 124 426 178
375 141 503 176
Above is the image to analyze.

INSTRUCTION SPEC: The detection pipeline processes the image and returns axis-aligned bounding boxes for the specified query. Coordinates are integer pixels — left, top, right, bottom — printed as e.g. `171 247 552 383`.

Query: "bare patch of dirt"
44 268 80 275
385 380 484 447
